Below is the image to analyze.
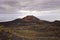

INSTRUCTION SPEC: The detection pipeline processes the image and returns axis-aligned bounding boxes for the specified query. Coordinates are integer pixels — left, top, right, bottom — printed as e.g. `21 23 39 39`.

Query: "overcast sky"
0 0 60 22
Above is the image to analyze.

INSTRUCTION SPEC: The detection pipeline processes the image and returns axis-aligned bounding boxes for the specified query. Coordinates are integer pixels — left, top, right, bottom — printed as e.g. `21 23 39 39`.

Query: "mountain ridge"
0 15 60 27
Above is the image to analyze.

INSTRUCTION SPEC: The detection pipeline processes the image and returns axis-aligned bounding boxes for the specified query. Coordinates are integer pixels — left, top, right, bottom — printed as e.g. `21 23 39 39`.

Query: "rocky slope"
0 15 60 40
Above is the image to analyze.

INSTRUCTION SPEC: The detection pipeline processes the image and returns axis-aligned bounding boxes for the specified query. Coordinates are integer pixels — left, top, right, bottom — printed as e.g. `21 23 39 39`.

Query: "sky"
0 0 60 22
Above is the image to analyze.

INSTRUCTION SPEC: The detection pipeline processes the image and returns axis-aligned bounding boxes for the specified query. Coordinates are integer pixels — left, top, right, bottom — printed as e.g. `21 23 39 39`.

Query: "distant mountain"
0 15 60 27
0 15 50 26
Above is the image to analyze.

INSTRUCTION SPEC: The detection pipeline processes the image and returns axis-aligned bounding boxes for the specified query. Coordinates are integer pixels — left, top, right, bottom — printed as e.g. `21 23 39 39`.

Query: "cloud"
0 14 21 22
0 0 60 13
0 11 60 22
0 0 60 22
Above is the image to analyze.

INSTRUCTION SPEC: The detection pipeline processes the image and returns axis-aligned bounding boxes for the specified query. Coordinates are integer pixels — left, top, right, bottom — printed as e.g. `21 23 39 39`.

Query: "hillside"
0 15 60 40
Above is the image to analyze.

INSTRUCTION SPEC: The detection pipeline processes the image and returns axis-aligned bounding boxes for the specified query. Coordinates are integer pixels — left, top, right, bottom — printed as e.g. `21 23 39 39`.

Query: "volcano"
0 15 60 26
0 15 42 26
22 15 40 23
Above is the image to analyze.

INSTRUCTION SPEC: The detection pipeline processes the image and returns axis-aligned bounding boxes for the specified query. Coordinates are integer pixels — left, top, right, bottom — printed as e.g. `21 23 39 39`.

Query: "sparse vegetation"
0 16 60 40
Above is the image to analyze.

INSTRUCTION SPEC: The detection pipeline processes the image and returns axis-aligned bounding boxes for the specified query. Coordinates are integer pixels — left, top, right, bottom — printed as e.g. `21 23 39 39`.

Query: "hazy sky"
0 0 60 22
